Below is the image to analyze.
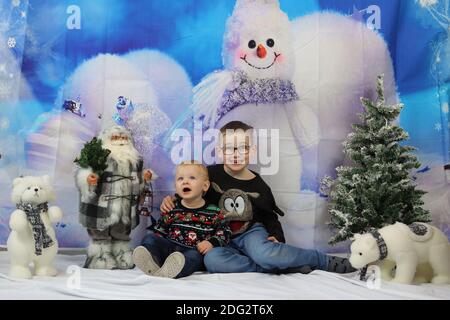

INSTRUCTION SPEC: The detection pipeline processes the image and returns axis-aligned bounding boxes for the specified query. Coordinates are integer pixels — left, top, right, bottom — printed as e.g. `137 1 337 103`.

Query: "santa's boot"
112 240 134 269
84 240 117 269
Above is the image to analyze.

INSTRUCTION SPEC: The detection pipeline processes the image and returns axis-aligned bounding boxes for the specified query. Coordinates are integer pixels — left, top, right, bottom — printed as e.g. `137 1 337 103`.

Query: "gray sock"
326 255 356 274
275 265 313 275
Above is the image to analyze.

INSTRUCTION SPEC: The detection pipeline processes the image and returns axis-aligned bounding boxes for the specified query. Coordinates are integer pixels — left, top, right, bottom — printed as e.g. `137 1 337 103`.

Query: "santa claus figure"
173 228 181 238
187 231 198 246
75 125 154 269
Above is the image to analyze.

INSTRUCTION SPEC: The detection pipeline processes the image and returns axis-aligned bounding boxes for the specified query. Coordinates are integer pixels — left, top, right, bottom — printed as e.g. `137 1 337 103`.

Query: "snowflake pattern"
7 37 16 48
1 1 28 56
434 122 442 131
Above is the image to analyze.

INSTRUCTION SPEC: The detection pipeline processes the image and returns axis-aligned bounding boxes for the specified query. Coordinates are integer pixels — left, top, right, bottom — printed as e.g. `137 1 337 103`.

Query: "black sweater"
204 164 286 243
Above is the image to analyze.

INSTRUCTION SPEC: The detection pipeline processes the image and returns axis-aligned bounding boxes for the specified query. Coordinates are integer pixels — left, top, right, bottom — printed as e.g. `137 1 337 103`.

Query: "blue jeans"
204 223 328 273
141 232 204 278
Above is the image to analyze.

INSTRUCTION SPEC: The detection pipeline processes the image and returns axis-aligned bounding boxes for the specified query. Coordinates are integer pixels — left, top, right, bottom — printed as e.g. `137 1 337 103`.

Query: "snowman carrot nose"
257 44 267 58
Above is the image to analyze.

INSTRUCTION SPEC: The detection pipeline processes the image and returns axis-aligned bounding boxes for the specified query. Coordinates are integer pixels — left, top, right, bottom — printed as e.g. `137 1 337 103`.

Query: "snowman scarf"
16 202 54 255
217 70 299 124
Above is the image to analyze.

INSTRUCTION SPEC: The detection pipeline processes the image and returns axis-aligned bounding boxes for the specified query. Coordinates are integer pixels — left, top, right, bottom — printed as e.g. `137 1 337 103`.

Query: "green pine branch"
74 137 111 176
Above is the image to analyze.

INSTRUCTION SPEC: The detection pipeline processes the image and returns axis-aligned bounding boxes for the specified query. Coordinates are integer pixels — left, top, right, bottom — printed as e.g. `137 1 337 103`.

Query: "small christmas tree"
321 75 431 245
74 137 111 176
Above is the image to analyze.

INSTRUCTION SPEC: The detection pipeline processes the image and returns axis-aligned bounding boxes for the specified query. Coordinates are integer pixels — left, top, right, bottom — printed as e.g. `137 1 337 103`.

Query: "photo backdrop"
0 0 448 250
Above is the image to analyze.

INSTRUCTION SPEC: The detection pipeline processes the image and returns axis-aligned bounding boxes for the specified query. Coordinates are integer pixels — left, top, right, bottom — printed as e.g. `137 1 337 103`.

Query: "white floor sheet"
0 252 449 300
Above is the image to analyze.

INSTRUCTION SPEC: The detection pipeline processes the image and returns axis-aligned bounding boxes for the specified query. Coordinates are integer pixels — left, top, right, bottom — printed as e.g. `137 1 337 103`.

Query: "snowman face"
235 27 292 80
223 2 294 80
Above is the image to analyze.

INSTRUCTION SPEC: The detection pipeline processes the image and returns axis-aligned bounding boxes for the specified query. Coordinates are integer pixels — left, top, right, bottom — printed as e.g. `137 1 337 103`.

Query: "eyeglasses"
222 145 251 155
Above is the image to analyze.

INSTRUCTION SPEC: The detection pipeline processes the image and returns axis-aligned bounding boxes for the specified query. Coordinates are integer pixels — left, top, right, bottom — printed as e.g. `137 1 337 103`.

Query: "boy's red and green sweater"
154 202 231 248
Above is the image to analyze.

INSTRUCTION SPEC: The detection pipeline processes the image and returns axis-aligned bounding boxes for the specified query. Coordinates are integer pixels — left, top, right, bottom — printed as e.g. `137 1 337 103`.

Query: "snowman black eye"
248 40 256 49
27 187 31 190
359 252 363 256
266 38 275 47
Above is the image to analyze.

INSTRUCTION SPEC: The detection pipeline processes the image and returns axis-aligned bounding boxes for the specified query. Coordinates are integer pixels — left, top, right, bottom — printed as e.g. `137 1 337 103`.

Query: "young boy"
161 121 355 275
133 161 230 278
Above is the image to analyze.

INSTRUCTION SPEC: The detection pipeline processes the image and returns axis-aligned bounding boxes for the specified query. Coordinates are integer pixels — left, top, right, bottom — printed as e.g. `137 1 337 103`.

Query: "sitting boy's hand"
160 195 176 212
267 236 279 243
197 240 213 255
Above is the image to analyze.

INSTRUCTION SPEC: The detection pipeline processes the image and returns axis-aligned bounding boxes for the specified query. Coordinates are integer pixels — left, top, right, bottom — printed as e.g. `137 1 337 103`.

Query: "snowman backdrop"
0 0 448 250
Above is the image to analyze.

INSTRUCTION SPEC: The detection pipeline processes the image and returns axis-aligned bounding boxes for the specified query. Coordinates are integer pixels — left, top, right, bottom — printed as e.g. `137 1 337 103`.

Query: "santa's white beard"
104 142 141 168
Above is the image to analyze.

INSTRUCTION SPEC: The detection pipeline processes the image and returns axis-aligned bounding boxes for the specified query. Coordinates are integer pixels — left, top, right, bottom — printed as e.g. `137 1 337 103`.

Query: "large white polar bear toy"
7 175 63 279
349 222 450 284
190 0 397 235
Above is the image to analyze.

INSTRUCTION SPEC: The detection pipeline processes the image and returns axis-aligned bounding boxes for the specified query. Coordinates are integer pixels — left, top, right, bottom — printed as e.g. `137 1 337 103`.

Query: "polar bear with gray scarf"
349 222 450 284
7 175 62 279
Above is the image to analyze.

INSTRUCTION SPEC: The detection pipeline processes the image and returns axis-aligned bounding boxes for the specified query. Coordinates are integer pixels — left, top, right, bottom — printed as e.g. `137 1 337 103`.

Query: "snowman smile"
240 52 281 70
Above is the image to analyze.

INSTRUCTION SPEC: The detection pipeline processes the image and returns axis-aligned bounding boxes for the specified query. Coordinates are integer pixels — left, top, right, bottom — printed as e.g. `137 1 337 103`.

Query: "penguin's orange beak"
257 44 267 59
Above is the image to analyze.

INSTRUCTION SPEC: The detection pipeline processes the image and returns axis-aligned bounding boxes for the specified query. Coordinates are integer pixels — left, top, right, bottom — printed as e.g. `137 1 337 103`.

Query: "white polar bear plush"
349 222 450 284
7 175 62 279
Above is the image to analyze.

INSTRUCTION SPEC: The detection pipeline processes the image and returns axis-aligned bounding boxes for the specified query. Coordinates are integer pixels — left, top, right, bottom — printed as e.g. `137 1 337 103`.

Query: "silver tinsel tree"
321 75 431 245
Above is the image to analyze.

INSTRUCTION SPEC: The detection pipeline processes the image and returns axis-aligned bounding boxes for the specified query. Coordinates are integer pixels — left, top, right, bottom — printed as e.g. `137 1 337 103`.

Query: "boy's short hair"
219 121 253 134
177 160 209 180
219 121 254 147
